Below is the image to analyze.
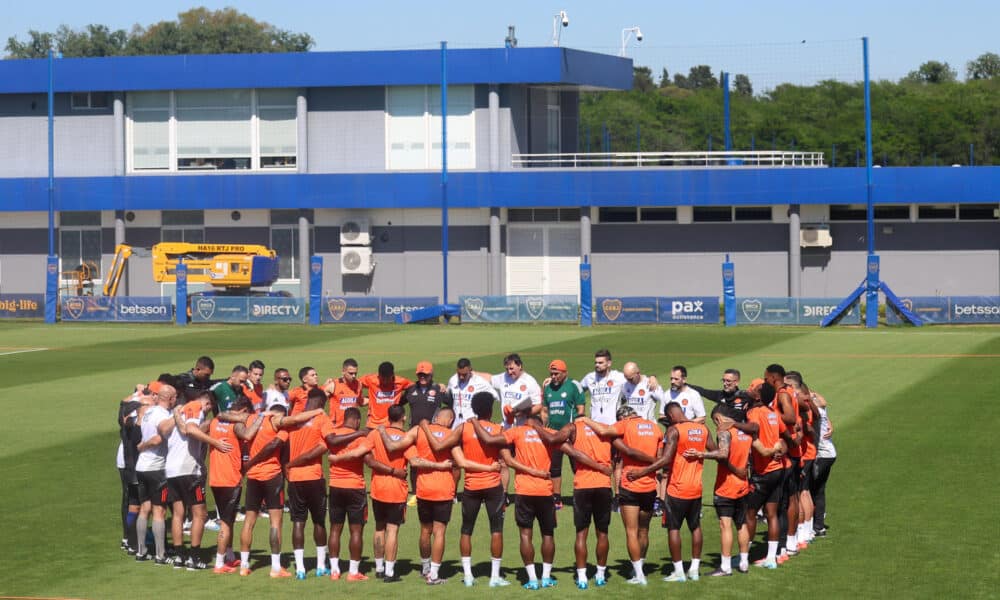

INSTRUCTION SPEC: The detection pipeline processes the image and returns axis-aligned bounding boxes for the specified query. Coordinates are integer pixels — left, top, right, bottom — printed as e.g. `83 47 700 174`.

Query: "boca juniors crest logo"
195 298 216 321
326 298 347 321
524 297 545 320
601 299 623 321
464 297 484 319
741 299 762 322
63 297 85 320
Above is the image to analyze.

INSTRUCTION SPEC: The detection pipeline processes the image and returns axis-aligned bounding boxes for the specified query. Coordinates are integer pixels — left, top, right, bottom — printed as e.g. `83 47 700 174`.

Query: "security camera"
560 10 569 27
636 28 644 42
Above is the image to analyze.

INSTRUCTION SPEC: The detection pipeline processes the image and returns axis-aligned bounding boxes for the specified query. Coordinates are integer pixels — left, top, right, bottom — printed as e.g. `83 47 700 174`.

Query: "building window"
874 205 910 220
71 92 110 110
829 204 867 221
59 211 102 273
386 85 475 170
918 204 957 220
508 208 580 223
127 89 298 173
734 206 772 221
959 204 999 220
546 90 561 155
269 210 314 279
161 210 205 243
693 206 734 223
598 207 637 223
640 207 677 222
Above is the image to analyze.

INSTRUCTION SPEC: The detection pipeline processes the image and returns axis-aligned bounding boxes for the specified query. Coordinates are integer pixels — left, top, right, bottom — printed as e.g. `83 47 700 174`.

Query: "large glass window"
130 92 170 170
161 210 205 243
387 85 475 170
176 90 252 170
269 210 314 280
258 90 297 168
59 211 102 274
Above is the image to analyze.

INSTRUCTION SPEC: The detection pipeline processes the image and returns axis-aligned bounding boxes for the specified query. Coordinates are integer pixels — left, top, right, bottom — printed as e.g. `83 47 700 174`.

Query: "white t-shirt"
263 388 289 411
579 369 627 425
135 405 171 473
660 386 706 422
446 373 498 429
165 408 205 478
622 376 665 421
492 372 542 429
817 406 837 458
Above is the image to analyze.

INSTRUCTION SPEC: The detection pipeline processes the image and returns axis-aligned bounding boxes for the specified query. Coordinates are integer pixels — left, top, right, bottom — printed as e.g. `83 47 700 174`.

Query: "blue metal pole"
45 49 58 324
722 72 732 151
863 37 874 256
440 41 449 305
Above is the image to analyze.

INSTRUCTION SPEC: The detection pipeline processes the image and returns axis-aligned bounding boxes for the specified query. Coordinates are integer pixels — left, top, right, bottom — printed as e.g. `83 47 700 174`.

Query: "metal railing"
512 150 826 169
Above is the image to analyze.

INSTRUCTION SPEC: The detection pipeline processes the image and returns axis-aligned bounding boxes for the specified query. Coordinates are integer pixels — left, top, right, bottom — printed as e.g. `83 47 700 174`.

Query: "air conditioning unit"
341 246 374 275
340 219 372 246
800 225 833 248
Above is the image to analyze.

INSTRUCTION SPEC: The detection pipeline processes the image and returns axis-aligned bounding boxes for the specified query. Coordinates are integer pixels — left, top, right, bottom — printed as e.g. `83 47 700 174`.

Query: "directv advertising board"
735 298 859 325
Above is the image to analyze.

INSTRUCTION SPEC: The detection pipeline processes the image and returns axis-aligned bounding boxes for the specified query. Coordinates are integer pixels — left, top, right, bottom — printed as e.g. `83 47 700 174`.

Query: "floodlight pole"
45 48 58 324
440 41 449 305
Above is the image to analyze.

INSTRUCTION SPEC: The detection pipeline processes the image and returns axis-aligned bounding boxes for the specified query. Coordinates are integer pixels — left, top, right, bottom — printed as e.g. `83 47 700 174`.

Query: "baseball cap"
416 361 434 375
548 359 568 372
147 381 164 395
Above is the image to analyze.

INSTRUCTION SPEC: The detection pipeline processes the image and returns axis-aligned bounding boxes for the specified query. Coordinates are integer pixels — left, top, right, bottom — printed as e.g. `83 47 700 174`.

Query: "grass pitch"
0 322 997 599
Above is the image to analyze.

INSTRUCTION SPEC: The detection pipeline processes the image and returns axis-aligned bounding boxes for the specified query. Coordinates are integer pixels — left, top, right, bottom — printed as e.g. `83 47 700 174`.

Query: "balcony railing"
512 150 826 169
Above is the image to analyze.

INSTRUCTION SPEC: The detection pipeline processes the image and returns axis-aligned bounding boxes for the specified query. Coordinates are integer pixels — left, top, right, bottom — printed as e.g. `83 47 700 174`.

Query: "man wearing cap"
541 359 585 511
399 361 450 506
446 358 497 431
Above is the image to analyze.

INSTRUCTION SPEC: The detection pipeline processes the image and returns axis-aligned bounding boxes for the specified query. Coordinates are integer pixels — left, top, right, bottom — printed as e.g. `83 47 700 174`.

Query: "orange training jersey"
406 424 456 501
715 429 752 499
287 385 323 416
667 422 708 500
747 405 786 475
328 426 371 490
208 417 242 488
613 417 663 493
461 420 502 492
367 427 409 504
572 420 612 490
329 378 362 427
503 425 554 497
801 409 817 461
245 415 289 481
243 383 264 413
360 374 413 428
287 413 336 482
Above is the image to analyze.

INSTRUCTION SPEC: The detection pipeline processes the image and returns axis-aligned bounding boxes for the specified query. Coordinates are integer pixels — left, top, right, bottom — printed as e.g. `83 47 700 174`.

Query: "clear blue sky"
3 0 996 85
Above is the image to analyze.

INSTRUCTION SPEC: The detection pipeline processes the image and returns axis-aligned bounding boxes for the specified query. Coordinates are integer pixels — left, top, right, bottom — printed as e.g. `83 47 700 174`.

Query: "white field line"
0 348 48 357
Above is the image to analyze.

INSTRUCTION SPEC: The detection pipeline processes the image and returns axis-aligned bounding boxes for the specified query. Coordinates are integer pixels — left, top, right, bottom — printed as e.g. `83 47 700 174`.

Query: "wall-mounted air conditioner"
340 219 372 246
341 246 374 275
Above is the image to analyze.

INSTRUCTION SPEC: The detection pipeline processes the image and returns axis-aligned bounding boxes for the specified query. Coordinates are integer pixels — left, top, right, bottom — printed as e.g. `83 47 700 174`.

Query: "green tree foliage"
633 66 655 93
966 52 1000 80
733 74 753 96
903 61 957 84
4 7 313 58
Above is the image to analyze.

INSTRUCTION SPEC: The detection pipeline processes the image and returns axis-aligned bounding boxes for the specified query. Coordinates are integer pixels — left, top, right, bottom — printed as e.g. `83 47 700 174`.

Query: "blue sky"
3 0 996 85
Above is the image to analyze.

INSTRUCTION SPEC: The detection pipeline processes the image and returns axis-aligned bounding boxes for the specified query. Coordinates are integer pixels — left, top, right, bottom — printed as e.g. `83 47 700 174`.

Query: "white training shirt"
492 371 542 429
135 405 171 473
165 408 205 478
579 369 627 425
817 405 837 458
661 386 706 422
622 375 665 421
447 373 498 429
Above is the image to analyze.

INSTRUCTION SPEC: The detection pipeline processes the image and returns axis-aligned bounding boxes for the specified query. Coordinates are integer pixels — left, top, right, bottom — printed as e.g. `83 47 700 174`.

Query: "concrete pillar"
580 208 592 260
489 85 500 171
112 94 125 175
490 208 502 295
115 210 127 295
299 212 310 299
789 204 801 298
296 90 308 173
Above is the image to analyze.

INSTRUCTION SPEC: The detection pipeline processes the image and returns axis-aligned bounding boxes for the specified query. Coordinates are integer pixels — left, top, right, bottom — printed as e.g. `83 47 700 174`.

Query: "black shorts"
288 479 328 524
573 487 613 533
372 499 406 526
245 474 285 511
120 468 140 505
460 485 505 535
785 462 802 498
666 496 702 531
514 494 556 536
212 486 242 525
329 487 367 525
417 498 454 525
549 449 564 479
167 474 207 508
137 470 169 507
746 470 784 510
618 488 656 513
713 494 747 527
799 460 815 492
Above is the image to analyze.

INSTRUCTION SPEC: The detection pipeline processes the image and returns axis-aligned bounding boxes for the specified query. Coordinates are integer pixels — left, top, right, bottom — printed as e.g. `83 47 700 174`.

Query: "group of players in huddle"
116 350 837 589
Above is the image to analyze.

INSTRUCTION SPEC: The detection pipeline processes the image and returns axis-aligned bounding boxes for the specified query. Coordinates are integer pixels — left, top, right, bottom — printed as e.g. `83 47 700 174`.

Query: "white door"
506 224 580 298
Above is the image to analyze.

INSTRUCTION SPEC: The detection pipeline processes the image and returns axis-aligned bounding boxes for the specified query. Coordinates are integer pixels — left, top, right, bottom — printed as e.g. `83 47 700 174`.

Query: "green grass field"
0 322 997 599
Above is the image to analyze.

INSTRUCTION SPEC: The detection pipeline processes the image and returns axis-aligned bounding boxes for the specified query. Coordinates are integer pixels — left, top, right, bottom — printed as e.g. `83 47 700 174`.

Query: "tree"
659 68 670 88
733 73 753 96
633 66 655 93
966 52 1000 80
4 7 313 58
686 65 718 89
673 73 689 88
903 60 957 84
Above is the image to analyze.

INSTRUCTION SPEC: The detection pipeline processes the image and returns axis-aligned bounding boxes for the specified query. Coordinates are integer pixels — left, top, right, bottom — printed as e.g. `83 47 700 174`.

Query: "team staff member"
359 362 413 428
541 359 585 510
134 384 178 564
326 407 374 581
399 361 449 505
579 349 627 426
811 390 837 537
327 359 363 427
447 358 496 430
117 383 151 554
366 405 411 583
176 356 215 398
688 369 749 413
621 362 664 422
581 406 662 585
480 353 542 429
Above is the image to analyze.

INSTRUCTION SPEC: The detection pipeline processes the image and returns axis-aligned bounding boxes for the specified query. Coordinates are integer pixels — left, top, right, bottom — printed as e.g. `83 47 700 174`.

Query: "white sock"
739 552 749 568
690 558 700 572
720 555 731 573
491 556 502 579
542 562 552 579
673 561 684 575
271 553 281 571
241 551 250 569
462 556 473 579
329 558 340 574
786 534 797 552
349 559 360 575
596 565 607 579
430 562 441 579
631 560 643 579
317 546 327 567
421 557 431 574
216 553 225 568
576 567 587 581
375 557 384 573
766 541 778 562
294 549 304 572
525 563 537 582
